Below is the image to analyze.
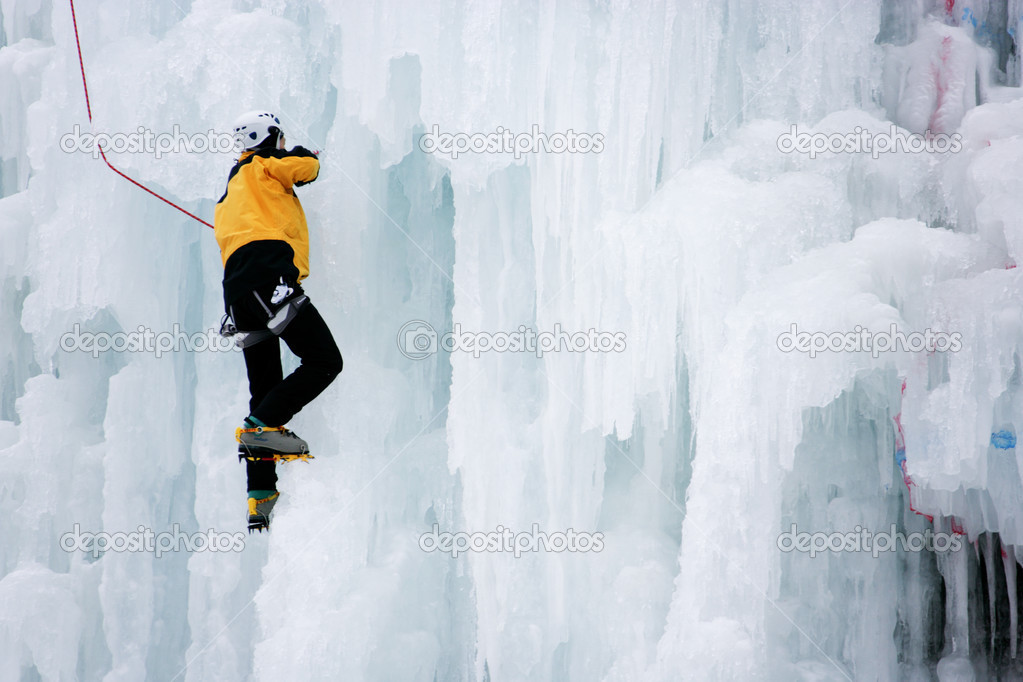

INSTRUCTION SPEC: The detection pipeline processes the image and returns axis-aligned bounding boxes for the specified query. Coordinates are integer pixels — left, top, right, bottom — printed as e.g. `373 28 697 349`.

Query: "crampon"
235 426 315 463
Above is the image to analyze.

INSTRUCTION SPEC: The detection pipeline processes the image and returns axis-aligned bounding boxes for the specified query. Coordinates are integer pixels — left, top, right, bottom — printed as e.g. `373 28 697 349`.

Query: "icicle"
1003 543 1019 659
935 516 976 679
983 533 997 655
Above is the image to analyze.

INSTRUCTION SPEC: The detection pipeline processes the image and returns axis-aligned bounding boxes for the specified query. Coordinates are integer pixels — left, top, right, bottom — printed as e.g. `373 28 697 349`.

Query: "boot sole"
238 443 313 462
239 452 315 463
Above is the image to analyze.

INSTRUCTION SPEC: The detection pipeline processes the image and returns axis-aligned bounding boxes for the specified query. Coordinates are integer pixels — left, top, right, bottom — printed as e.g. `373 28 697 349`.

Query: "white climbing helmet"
231 110 283 151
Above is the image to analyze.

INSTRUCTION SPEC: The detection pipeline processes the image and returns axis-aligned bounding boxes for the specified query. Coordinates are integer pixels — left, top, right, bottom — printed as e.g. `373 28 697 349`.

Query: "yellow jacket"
214 146 320 280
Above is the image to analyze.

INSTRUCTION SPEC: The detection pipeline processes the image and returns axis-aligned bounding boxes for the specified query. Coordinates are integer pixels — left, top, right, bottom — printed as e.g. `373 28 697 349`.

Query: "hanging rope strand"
69 0 215 230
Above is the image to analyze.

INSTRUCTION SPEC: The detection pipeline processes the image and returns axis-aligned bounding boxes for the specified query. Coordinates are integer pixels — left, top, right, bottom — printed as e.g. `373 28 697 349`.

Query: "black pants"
231 289 342 491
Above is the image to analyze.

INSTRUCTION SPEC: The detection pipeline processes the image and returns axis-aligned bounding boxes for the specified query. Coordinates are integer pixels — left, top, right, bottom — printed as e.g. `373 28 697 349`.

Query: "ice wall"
2 0 1023 681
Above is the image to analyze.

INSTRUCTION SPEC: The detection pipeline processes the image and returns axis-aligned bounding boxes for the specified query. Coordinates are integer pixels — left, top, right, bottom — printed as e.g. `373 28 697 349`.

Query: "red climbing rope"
68 0 215 229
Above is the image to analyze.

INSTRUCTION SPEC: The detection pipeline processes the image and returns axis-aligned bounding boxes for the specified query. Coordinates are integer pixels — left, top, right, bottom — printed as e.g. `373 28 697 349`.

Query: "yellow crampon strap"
241 453 315 463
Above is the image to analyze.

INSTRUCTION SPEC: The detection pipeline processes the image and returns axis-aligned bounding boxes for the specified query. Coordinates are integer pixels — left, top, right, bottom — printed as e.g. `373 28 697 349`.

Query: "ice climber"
214 110 342 532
